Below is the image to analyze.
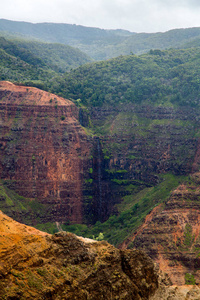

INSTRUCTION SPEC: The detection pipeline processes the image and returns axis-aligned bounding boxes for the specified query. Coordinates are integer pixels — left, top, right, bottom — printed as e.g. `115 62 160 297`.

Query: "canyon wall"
0 81 92 224
1 81 200 228
87 105 200 223
121 173 200 286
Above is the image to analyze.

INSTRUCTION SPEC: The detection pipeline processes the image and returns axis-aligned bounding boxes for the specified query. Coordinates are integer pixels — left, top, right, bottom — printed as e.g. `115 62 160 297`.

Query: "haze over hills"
2 19 200 60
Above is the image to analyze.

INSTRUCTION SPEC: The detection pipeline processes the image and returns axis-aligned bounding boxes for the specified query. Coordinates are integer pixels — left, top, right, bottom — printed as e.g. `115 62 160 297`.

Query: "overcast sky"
1 0 200 33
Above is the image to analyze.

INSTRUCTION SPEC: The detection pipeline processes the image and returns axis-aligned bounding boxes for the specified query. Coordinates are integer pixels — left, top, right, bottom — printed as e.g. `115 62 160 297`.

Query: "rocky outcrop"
151 270 200 300
0 81 92 224
0 210 159 299
122 173 200 286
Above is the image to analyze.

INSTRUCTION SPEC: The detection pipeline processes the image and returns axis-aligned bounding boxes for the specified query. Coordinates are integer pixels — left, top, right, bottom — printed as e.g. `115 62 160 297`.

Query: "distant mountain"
116 27 200 55
1 19 200 60
0 19 133 60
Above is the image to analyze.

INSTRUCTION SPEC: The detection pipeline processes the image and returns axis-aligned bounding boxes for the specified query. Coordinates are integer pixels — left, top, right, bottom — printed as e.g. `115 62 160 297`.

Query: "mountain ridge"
2 19 200 60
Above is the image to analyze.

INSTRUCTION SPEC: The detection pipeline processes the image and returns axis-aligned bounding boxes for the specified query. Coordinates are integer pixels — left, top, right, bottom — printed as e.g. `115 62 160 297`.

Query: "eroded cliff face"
0 210 159 300
0 81 92 224
87 105 200 223
122 173 200 286
1 80 200 231
91 105 199 183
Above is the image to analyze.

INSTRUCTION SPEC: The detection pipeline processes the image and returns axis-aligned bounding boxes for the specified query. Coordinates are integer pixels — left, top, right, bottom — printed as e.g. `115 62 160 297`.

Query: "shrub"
185 273 195 285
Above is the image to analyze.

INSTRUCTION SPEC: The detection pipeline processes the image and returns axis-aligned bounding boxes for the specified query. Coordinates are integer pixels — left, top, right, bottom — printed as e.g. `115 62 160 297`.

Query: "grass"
63 173 187 247
184 224 195 248
185 273 196 285
0 180 53 225
35 222 58 234
0 185 14 207
0 172 187 247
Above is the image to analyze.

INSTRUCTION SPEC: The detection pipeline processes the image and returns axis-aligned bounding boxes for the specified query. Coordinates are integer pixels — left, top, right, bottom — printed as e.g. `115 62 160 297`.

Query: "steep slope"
2 48 200 244
0 36 92 84
0 46 52 84
0 81 92 225
48 48 200 246
0 210 159 300
121 173 200 286
13 39 92 73
52 48 200 108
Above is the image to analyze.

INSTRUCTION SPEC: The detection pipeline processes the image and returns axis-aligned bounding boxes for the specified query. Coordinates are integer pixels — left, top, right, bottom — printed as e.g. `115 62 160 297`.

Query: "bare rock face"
150 270 200 300
0 210 159 300
122 174 200 286
0 81 92 224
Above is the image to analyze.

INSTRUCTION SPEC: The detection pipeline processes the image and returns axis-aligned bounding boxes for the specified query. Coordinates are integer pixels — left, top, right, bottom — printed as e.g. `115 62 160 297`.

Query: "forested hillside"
2 19 200 60
48 48 200 109
13 39 92 72
0 19 132 60
0 36 92 85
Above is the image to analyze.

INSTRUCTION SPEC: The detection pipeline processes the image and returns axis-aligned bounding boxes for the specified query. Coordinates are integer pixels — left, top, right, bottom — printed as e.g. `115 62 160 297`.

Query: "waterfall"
97 138 102 217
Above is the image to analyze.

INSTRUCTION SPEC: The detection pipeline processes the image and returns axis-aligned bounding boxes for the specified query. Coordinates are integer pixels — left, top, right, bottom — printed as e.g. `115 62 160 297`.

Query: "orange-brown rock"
0 81 92 224
0 210 159 299
122 174 200 286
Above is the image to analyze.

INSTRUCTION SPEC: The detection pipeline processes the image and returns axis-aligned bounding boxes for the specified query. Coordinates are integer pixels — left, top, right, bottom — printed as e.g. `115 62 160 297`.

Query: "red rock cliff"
121 173 200 286
0 81 91 224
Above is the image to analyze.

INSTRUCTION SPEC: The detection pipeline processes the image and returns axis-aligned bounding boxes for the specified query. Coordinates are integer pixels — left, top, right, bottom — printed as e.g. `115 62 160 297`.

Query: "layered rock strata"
122 173 200 286
0 81 91 224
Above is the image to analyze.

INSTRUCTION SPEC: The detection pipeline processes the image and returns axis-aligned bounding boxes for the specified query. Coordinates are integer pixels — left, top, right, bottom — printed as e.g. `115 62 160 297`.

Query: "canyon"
1 81 200 228
2 80 200 292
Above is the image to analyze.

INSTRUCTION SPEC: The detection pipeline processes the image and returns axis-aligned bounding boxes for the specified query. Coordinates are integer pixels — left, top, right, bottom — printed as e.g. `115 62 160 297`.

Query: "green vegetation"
62 173 187 246
35 223 58 234
14 39 92 73
0 180 55 226
2 19 200 60
184 224 195 248
0 36 91 85
49 48 200 109
2 33 200 111
185 273 196 285
1 24 200 251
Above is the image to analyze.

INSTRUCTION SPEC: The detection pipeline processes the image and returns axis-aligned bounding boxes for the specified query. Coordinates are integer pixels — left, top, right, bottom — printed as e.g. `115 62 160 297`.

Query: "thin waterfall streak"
97 139 102 215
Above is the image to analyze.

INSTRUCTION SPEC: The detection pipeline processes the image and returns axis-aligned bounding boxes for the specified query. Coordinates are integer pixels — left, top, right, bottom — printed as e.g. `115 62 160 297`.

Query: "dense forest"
2 19 200 60
48 48 200 108
0 36 92 85
2 34 200 110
